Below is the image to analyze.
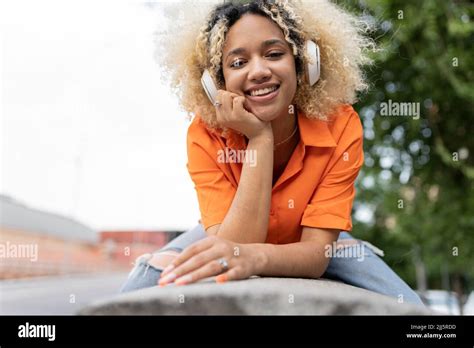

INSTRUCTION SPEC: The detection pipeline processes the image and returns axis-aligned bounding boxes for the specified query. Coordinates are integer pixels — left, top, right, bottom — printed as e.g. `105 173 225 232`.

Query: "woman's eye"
267 52 284 58
230 60 242 68
230 52 284 68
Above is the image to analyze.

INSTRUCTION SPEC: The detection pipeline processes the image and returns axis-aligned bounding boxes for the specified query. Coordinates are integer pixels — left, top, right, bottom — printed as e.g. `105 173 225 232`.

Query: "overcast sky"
1 0 202 231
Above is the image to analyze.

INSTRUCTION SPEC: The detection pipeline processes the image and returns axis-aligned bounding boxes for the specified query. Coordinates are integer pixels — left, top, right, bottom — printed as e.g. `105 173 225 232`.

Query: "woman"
120 0 424 306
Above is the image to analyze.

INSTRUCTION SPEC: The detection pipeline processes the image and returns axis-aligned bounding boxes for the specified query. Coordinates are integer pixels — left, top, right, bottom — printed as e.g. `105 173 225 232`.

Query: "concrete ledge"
79 277 431 315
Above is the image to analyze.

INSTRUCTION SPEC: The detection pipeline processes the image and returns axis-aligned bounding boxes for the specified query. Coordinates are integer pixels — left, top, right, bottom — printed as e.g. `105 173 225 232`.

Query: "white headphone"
304 40 321 86
201 40 320 105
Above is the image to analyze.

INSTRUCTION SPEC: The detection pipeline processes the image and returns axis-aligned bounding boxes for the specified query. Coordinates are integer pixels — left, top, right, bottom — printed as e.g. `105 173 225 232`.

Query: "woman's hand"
158 235 259 286
215 90 272 140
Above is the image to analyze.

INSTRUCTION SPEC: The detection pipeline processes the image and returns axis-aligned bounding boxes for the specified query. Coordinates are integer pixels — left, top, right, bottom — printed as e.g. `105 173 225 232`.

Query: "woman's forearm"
249 241 331 279
216 129 274 244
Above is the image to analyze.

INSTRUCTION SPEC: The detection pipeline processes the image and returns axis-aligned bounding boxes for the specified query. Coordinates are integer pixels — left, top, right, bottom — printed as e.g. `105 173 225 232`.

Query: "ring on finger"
217 257 229 272
213 100 222 107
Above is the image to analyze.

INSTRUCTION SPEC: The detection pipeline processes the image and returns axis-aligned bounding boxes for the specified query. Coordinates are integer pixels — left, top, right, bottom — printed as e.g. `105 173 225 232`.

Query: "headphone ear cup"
201 69 218 105
305 40 320 86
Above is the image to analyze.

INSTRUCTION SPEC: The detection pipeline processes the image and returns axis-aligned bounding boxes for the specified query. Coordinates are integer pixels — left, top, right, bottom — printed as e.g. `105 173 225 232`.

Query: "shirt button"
270 208 275 215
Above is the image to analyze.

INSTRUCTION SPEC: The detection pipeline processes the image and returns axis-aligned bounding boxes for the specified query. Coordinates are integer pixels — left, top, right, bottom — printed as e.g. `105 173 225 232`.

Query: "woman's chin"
251 106 283 122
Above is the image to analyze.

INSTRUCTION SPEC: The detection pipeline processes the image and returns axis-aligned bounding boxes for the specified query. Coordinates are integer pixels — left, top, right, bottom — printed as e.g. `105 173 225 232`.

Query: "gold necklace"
274 121 298 149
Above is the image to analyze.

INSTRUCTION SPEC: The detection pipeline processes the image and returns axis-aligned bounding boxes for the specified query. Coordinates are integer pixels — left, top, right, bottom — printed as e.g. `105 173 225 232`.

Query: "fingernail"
174 275 192 285
215 274 228 284
159 272 177 285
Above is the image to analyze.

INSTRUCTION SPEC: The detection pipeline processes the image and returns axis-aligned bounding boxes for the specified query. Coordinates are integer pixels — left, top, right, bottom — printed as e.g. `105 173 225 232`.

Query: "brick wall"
0 228 181 279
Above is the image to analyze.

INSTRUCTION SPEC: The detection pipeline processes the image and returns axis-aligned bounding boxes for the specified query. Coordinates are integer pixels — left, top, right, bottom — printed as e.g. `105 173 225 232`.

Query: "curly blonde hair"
155 0 376 128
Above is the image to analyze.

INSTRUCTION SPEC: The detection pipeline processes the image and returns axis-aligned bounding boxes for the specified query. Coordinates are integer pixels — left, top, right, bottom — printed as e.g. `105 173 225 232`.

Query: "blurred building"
0 194 181 279
99 230 182 265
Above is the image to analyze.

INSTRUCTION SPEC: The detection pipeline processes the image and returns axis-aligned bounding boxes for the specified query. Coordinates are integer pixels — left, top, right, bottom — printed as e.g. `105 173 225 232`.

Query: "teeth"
250 85 278 96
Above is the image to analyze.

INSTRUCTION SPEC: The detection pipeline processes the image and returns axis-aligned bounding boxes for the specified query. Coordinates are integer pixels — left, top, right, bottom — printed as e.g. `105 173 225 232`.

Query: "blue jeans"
120 224 424 306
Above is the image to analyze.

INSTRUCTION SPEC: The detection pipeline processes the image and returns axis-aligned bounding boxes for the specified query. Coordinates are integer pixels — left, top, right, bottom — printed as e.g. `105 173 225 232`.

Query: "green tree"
343 0 474 310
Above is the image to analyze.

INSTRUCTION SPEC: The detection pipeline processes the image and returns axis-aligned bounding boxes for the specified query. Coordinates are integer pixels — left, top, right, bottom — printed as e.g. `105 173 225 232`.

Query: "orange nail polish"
216 274 228 283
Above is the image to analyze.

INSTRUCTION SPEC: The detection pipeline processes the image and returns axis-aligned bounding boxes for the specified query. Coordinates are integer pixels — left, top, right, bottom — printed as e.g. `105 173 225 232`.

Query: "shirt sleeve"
186 118 237 230
301 110 364 231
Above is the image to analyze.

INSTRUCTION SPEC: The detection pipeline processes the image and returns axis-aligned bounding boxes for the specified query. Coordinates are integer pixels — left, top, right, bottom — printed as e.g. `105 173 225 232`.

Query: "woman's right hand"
215 90 272 140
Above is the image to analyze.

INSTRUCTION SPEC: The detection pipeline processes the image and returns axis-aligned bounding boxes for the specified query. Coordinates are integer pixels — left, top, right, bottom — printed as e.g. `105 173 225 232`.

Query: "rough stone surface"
79 277 431 315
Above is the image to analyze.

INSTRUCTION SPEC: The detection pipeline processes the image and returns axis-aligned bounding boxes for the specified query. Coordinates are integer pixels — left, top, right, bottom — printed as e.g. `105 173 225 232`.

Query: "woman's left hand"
158 236 258 286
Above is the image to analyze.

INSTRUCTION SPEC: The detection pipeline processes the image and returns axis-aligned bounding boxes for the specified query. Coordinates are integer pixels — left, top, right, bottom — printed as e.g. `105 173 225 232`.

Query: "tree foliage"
341 0 474 295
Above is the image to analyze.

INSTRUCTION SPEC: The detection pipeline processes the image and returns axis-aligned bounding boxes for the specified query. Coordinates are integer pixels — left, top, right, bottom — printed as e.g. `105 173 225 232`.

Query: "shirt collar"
297 109 337 148
202 109 337 149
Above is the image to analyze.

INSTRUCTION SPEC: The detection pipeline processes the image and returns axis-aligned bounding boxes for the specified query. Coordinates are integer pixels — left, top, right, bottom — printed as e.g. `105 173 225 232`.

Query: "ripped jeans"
119 224 424 306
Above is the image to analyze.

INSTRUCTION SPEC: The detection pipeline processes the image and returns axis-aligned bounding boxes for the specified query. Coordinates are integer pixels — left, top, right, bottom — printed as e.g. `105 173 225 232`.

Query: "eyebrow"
225 39 287 61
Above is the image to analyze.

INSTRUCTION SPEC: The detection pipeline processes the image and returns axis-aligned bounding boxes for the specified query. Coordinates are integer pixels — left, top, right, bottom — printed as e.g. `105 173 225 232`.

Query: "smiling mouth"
244 84 281 105
245 85 280 98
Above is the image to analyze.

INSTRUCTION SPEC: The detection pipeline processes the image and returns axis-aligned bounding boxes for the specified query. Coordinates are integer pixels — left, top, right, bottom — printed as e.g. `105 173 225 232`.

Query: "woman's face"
222 14 297 122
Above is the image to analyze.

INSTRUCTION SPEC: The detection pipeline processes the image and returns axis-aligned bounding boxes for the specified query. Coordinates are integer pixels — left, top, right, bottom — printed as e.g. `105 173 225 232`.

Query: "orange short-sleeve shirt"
186 104 364 244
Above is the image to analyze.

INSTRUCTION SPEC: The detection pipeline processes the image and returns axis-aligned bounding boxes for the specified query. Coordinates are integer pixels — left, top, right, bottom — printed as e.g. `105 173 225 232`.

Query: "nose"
247 57 272 83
